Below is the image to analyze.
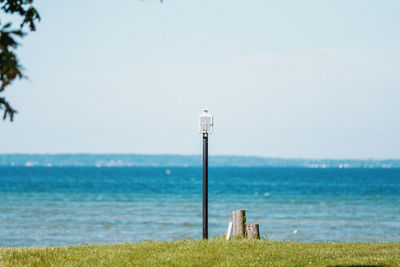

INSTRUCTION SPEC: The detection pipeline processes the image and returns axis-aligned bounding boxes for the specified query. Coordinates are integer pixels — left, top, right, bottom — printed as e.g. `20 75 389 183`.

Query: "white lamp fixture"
198 108 214 135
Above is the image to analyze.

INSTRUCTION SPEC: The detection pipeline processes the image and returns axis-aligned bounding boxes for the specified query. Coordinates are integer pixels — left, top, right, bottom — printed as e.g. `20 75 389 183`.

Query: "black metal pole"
203 133 208 239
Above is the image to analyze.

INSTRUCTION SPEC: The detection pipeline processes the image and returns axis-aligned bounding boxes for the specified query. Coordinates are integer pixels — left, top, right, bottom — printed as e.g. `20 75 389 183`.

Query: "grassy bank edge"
1 239 400 266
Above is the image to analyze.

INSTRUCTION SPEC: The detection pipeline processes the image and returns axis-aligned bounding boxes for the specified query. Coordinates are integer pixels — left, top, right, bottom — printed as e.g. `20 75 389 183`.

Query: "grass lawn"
1 238 399 266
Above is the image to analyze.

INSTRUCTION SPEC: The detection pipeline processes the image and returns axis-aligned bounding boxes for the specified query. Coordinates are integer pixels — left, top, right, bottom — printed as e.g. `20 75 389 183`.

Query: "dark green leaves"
0 0 40 121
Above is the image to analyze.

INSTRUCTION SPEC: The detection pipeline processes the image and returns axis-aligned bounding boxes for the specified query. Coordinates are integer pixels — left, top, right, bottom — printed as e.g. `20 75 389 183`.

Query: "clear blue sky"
1 0 399 158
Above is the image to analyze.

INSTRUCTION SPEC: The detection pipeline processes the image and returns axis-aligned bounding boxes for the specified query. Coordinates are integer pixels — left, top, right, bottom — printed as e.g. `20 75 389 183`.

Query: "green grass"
1 238 399 266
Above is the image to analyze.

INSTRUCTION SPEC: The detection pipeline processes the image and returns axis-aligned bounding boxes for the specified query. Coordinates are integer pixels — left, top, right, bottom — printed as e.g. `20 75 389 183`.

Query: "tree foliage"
0 0 40 121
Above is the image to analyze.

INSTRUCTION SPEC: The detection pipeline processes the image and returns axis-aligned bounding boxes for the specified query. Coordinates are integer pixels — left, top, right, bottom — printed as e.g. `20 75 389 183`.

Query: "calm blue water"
0 167 399 247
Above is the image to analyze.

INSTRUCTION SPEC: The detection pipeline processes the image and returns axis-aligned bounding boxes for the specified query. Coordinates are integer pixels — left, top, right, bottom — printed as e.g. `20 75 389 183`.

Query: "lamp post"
198 108 214 239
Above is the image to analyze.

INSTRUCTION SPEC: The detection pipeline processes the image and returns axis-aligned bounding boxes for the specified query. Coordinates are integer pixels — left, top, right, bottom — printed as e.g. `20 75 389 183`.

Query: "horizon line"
0 153 399 161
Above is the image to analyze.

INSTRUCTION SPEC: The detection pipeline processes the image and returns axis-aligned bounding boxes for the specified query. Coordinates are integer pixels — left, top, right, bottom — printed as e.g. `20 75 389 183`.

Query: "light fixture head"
198 108 214 134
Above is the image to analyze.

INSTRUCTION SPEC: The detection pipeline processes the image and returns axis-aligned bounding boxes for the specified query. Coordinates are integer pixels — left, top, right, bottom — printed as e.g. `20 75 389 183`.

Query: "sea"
0 167 399 247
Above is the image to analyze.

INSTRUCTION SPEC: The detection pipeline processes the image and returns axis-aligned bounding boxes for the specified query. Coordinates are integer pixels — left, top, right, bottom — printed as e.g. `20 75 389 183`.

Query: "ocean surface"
0 167 399 247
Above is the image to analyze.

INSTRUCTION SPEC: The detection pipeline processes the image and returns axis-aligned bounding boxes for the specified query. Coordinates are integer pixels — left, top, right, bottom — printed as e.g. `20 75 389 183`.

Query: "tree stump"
246 224 260 239
232 210 246 237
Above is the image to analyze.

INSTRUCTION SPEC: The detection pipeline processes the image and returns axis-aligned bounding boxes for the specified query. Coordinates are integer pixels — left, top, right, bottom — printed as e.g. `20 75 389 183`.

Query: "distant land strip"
0 154 399 168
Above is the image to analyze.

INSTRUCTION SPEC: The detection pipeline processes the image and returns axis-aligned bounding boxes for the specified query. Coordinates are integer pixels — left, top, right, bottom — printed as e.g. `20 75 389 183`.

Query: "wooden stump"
232 210 246 237
246 224 260 239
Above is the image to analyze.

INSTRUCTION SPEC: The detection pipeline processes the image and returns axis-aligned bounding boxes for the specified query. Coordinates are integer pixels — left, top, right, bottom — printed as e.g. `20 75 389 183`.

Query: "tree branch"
0 0 40 121
0 96 17 121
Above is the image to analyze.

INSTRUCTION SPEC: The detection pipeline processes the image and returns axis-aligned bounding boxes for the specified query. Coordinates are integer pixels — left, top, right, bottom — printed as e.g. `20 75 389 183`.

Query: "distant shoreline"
0 154 399 168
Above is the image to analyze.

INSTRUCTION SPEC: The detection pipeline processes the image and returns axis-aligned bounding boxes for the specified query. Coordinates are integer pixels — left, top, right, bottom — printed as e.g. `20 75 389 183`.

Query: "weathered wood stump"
246 224 260 239
232 210 246 237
